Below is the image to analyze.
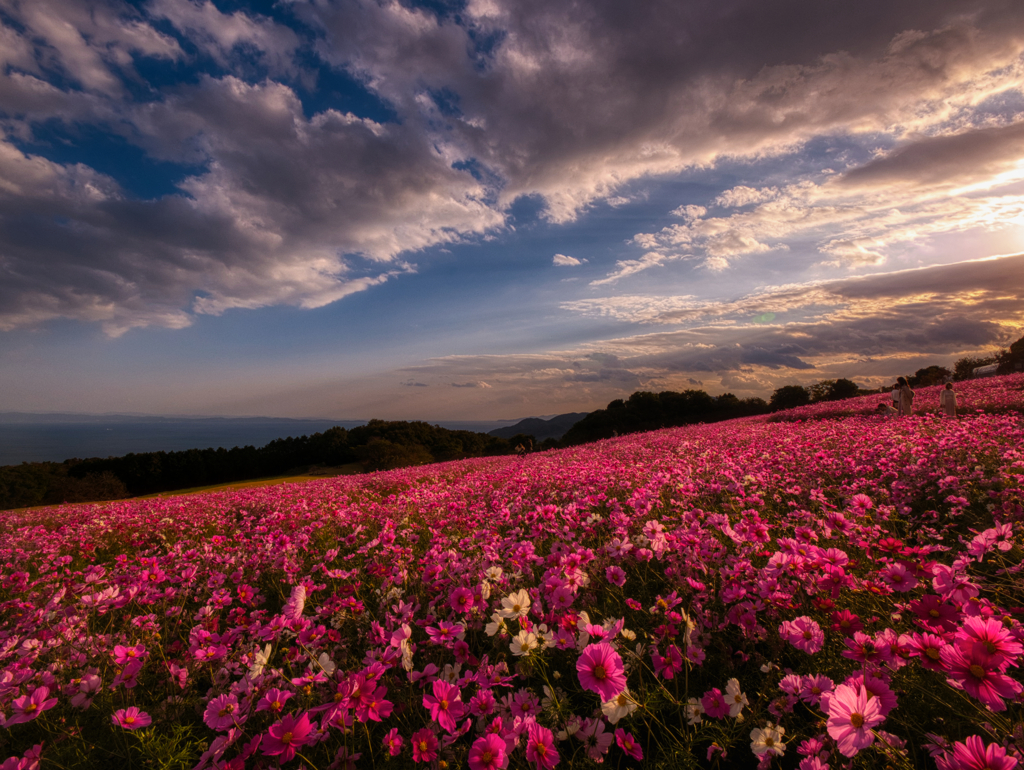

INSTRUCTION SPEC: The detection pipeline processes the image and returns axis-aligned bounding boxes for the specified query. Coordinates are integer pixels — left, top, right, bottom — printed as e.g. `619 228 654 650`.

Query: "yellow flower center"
850 713 864 728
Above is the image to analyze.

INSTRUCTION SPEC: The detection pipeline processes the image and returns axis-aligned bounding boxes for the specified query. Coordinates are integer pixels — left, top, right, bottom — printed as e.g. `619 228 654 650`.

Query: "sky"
2 0 1024 422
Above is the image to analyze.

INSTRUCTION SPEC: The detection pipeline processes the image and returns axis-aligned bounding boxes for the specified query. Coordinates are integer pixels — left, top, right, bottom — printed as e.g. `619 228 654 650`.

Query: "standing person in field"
939 382 957 417
896 376 915 416
891 383 900 411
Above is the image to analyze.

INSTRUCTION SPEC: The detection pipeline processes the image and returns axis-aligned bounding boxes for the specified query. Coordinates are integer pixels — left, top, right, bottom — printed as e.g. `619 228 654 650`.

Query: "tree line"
0 421 524 510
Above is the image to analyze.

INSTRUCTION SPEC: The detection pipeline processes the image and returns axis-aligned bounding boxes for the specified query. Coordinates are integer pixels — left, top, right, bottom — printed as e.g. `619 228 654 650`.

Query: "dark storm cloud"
841 121 1024 188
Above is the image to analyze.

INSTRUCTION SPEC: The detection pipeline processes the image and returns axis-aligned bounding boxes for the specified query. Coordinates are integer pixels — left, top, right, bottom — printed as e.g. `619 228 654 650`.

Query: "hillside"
0 373 1022 768
487 412 589 441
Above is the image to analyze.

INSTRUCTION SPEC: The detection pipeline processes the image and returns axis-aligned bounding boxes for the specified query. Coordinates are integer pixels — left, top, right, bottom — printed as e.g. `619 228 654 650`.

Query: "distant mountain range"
487 413 589 441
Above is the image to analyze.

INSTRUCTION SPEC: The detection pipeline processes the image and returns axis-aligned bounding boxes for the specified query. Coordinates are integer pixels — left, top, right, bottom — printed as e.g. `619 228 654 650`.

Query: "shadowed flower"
112 706 152 730
950 735 1019 770
262 713 314 763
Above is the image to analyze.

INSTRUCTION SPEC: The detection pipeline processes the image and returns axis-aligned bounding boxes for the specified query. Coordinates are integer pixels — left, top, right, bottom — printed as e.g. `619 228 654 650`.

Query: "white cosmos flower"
317 652 336 676
684 697 704 725
600 688 638 724
510 630 538 656
498 589 531 619
750 722 786 756
248 644 272 678
485 612 507 637
726 678 749 717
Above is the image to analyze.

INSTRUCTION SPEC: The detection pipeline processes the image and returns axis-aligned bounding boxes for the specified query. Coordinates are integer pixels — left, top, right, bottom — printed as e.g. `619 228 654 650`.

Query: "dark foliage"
560 389 769 445
769 385 811 411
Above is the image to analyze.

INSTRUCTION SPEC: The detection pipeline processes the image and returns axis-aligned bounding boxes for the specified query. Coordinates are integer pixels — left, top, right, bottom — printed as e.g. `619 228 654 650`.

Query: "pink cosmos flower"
941 645 1023 711
780 616 824 654
526 723 559 769
652 644 684 679
826 684 884 757
880 562 919 592
256 688 293 714
7 687 58 725
450 587 475 614
799 675 834 708
955 616 1024 669
204 694 244 731
112 644 147 665
411 728 438 763
615 728 643 761
907 632 947 672
262 713 314 763
830 609 863 637
576 643 627 701
577 718 613 762
605 566 626 587
383 728 403 757
910 595 960 633
701 688 730 719
282 585 306 620
356 685 393 723
112 706 152 730
423 679 466 733
950 735 1019 770
468 733 509 770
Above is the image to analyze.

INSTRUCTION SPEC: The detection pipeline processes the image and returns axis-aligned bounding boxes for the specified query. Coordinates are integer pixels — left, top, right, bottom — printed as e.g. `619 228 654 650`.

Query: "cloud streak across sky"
1 0 1024 418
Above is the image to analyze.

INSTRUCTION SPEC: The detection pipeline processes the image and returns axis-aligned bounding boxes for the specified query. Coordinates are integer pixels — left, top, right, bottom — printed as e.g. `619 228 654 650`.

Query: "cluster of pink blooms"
772 372 1024 422
0 375 1022 768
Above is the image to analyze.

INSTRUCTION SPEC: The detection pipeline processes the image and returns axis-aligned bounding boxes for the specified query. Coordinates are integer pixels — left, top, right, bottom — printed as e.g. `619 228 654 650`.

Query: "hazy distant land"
0 413 521 466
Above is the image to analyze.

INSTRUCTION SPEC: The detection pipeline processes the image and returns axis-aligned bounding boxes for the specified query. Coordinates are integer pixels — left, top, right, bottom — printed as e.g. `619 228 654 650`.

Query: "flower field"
2 375 1024 769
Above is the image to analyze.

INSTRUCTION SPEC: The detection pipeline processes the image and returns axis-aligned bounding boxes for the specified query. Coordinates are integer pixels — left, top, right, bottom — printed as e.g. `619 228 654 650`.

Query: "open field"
1 375 1023 768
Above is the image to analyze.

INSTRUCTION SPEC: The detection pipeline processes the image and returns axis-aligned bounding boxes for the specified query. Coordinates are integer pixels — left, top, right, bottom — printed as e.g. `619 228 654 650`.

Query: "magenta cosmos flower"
950 735 1019 770
261 713 314 763
468 733 508 770
112 707 152 730
576 643 627 701
411 728 438 763
826 684 884 757
941 645 1023 712
423 679 466 733
525 723 559 769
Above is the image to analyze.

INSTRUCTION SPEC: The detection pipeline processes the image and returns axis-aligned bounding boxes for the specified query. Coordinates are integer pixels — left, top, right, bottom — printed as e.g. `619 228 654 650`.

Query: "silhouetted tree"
769 385 811 411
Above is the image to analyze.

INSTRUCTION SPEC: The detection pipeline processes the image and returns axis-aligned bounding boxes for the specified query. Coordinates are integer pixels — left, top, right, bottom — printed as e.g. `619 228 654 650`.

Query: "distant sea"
0 414 515 466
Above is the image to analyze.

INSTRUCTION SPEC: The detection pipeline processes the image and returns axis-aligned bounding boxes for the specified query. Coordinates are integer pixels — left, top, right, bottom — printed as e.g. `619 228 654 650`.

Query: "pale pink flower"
826 684 884 757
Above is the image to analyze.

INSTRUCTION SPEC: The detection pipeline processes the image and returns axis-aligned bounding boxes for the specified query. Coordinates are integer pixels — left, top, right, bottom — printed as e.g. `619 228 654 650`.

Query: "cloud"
715 186 780 208
400 380 428 387
590 252 684 286
451 381 492 388
147 0 302 79
553 253 586 266
3 0 1024 332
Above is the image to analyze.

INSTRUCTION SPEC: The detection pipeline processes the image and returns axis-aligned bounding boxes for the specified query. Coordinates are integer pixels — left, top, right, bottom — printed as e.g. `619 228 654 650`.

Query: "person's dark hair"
945 382 953 390
897 376 907 386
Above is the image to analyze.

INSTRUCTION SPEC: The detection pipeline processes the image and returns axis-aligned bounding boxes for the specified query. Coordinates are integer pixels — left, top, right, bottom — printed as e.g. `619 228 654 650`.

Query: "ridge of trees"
0 421 518 511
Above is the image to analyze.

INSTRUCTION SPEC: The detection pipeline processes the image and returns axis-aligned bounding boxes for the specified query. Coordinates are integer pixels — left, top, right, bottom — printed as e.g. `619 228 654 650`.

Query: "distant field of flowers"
770 373 1024 422
2 375 1023 769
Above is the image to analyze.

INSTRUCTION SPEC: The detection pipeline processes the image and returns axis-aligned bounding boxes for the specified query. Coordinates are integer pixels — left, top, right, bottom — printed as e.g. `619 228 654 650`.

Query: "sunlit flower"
576 643 627 701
